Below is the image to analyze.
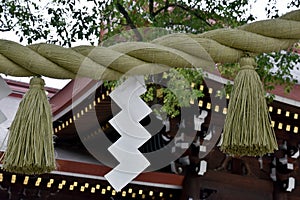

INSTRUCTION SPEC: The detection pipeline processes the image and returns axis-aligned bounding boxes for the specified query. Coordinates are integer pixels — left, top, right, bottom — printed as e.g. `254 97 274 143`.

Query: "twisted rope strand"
0 10 299 79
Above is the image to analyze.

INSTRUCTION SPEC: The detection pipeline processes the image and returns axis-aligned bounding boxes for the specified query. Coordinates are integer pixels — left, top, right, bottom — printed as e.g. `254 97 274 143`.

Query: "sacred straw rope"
1 9 299 175
0 10 299 80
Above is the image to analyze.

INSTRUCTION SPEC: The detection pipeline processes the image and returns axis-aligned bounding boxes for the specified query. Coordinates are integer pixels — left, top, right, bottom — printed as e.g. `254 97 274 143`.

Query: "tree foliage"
0 0 262 45
1 0 299 45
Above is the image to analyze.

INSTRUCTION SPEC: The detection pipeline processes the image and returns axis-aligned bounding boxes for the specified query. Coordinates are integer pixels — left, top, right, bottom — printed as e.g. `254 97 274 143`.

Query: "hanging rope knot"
221 54 278 156
239 57 256 66
240 65 255 70
239 57 256 71
3 75 55 174
29 77 45 89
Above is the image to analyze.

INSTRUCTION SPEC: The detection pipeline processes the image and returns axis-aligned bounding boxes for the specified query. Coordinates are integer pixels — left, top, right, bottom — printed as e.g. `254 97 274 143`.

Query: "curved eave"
50 72 300 119
206 72 300 107
271 84 300 107
50 78 101 120
5 78 58 98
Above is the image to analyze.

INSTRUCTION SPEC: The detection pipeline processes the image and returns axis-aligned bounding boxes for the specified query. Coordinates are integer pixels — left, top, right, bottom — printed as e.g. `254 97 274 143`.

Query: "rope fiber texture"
0 10 299 80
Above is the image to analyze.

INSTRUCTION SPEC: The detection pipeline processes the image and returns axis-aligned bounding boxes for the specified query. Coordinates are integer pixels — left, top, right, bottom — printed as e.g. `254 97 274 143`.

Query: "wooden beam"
56 159 184 187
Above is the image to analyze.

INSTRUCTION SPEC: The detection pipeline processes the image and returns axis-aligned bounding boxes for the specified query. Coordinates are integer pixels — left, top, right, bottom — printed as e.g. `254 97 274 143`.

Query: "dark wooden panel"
182 170 273 200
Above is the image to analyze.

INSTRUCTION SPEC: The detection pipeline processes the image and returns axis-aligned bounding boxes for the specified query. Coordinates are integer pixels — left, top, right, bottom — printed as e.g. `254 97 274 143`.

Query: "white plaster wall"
0 96 21 151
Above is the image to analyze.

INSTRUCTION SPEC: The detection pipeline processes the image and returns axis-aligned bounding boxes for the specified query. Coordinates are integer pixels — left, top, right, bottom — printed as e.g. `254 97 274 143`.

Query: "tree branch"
153 3 211 27
0 20 17 32
0 28 13 32
164 0 169 13
116 2 143 41
149 0 154 18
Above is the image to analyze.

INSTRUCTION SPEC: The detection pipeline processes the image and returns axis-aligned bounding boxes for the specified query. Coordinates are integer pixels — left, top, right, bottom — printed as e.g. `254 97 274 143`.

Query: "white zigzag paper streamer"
105 76 152 191
0 76 11 124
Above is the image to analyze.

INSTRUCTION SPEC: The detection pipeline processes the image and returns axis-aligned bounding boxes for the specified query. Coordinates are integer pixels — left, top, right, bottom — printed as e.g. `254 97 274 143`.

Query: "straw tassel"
221 57 278 156
2 77 56 174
